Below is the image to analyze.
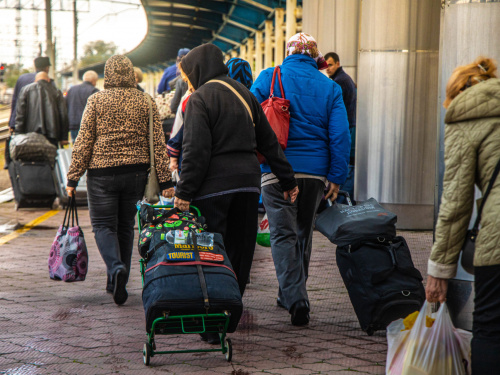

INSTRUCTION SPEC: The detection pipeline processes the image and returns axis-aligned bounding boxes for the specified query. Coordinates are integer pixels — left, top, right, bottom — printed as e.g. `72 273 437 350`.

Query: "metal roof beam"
146 0 230 13
213 33 240 46
223 15 258 33
151 20 210 30
150 9 221 24
238 0 273 12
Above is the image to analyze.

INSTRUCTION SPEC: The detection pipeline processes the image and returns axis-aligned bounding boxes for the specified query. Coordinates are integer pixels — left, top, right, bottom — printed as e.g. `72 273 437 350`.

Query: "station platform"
0 202 432 375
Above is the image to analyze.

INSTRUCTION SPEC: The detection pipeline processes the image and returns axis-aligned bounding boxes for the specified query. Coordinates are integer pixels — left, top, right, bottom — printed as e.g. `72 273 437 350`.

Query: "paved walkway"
0 202 432 374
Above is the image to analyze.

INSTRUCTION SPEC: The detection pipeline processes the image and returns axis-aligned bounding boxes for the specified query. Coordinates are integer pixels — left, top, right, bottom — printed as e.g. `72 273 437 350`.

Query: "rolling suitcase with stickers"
137 204 239 364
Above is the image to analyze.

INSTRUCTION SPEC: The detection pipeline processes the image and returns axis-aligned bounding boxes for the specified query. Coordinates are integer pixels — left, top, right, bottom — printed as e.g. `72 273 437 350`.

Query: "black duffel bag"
142 229 243 333
336 236 425 335
315 197 397 246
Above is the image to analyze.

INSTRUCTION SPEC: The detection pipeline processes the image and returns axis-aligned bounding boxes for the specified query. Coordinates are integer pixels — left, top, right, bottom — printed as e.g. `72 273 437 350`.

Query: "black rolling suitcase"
139 207 243 333
315 192 425 335
8 160 56 209
336 236 425 335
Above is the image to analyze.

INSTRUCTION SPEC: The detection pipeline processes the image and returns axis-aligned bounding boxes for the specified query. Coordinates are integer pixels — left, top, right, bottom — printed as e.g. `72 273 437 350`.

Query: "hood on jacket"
445 78 500 124
180 44 228 90
104 55 136 89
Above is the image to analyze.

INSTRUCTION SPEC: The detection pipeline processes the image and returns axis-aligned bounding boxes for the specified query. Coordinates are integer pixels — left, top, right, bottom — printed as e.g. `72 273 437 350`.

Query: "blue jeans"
262 179 325 310
87 171 148 286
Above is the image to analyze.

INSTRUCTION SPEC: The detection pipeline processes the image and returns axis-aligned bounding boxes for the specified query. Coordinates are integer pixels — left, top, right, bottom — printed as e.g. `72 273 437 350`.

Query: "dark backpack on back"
336 236 425 335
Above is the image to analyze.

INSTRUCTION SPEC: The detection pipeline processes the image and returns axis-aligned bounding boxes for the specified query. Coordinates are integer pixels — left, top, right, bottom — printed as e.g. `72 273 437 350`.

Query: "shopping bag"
48 196 88 281
386 301 471 375
315 197 397 246
257 66 290 164
256 213 271 247
155 92 175 121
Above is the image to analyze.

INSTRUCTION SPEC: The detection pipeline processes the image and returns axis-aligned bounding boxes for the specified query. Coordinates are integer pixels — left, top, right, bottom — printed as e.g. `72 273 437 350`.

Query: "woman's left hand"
174 196 190 212
66 187 75 197
425 275 448 303
162 188 175 198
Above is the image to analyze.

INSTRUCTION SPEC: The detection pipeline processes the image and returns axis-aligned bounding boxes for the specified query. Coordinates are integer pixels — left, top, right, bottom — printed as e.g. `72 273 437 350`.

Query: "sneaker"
290 300 310 326
113 269 128 305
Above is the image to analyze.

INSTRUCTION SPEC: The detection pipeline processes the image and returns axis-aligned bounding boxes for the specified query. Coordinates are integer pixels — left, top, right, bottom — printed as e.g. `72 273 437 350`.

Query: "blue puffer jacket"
251 54 350 185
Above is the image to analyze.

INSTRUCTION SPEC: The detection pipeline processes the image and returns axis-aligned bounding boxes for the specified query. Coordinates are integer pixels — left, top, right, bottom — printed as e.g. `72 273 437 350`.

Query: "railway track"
0 119 10 143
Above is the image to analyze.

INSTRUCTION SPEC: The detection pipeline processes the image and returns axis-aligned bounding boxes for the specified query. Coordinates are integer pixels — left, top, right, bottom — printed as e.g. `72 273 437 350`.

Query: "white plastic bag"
256 213 271 247
386 301 472 375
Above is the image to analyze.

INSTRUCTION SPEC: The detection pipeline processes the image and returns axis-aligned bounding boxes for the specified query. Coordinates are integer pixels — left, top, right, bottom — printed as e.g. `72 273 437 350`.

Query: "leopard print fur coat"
67 55 172 188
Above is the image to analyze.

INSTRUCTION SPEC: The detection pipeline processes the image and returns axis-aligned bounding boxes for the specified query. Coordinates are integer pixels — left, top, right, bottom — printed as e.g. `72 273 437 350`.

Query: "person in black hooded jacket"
173 43 298 315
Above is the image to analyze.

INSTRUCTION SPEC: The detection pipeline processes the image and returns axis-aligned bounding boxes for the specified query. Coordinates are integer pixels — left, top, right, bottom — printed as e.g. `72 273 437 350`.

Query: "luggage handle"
326 190 352 207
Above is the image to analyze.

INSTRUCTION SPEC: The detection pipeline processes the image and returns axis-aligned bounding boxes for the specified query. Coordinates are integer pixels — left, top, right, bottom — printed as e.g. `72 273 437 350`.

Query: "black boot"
290 300 310 326
113 268 128 305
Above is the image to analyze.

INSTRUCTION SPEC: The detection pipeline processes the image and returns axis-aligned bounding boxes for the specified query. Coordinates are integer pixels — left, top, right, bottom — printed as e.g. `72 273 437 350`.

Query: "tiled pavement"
0 202 432 375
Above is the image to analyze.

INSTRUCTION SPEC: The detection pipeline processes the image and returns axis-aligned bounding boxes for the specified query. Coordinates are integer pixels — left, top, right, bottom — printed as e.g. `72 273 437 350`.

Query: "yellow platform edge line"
0 210 61 246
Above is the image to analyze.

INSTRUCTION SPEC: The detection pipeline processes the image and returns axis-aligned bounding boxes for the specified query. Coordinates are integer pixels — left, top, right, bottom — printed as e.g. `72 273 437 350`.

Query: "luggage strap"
370 242 423 284
145 261 237 279
192 229 211 313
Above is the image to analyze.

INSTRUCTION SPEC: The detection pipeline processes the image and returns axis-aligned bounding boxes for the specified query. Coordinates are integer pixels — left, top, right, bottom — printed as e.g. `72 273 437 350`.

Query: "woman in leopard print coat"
66 55 173 305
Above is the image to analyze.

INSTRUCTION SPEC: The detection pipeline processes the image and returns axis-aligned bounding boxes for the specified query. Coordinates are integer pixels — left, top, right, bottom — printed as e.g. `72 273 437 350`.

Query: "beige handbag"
144 94 161 203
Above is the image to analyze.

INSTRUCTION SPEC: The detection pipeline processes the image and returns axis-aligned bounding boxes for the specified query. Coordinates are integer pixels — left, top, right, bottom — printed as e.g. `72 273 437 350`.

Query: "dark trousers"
472 264 500 374
192 192 260 296
262 179 325 310
87 171 148 287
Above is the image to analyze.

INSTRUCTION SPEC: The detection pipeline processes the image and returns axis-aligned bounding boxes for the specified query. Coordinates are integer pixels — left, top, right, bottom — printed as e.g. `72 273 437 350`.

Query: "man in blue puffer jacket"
251 33 350 326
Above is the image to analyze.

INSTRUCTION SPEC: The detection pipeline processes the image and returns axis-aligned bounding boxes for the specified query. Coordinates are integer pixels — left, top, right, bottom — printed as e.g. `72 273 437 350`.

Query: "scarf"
286 33 328 70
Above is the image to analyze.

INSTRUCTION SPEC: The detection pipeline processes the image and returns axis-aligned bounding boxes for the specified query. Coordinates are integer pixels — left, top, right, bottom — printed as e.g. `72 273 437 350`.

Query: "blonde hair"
444 56 497 108
133 67 143 83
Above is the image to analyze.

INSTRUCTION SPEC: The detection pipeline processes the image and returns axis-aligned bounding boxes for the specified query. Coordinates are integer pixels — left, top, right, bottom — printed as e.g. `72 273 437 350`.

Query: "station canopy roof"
71 0 300 76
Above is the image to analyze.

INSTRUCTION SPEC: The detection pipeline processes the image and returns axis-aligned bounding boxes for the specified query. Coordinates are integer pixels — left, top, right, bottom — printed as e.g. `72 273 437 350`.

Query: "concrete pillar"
302 0 360 81
240 44 247 62
274 8 285 65
286 0 297 43
247 38 255 71
255 30 263 76
356 0 441 229
264 20 274 68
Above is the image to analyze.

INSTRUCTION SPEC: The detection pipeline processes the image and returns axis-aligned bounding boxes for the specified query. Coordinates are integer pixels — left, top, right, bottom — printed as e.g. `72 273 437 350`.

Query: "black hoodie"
175 44 296 201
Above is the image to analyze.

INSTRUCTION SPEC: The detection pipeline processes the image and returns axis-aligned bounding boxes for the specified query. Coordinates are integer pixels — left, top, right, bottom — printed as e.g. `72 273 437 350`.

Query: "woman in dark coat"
173 44 298 342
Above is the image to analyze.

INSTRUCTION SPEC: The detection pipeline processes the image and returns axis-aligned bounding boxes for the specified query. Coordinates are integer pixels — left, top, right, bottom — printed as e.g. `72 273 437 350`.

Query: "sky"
0 0 147 71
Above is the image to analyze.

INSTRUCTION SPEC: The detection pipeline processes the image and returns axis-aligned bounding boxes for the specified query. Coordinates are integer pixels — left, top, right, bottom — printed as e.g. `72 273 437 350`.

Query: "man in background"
157 48 190 94
325 52 357 201
15 72 69 147
66 70 99 143
9 57 53 130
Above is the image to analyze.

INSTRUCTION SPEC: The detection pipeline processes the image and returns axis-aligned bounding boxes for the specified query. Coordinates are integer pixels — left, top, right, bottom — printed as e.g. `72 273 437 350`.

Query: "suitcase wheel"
224 337 232 362
143 342 152 366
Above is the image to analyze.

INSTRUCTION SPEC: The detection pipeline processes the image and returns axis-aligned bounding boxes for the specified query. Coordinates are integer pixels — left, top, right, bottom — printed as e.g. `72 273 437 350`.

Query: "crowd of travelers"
6 31 500 372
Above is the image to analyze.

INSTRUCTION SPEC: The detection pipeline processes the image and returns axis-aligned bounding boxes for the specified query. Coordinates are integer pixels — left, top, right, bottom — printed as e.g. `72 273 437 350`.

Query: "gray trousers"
262 178 325 311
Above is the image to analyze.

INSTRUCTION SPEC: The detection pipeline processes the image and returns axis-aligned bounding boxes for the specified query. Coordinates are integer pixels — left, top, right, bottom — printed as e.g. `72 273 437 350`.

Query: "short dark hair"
325 52 339 64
